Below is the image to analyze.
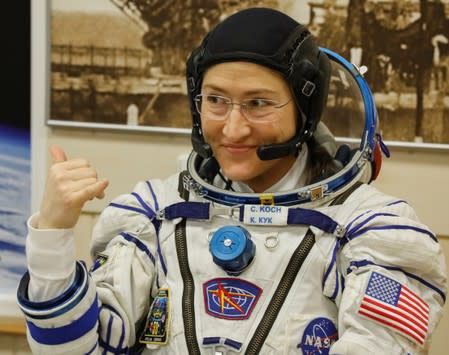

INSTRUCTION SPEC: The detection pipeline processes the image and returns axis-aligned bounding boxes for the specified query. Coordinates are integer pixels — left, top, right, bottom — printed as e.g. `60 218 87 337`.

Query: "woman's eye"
247 99 272 108
207 95 226 104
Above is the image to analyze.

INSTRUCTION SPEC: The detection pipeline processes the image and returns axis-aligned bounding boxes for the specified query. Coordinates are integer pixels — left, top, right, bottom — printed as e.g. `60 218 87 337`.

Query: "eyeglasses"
194 94 292 123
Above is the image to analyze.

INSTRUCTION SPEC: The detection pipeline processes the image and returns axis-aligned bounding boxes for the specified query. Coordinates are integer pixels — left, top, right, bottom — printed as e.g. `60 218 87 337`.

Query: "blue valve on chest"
209 225 256 275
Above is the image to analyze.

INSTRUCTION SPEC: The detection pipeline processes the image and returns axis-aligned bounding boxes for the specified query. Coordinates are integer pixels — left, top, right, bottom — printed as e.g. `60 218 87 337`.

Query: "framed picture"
48 0 449 149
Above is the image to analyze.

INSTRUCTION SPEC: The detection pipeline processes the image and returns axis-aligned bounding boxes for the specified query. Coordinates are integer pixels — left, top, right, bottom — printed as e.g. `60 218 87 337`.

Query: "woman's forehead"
202 61 289 94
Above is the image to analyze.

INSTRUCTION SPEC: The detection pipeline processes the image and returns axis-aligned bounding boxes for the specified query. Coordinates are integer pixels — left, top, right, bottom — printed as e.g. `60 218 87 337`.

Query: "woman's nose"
222 105 251 140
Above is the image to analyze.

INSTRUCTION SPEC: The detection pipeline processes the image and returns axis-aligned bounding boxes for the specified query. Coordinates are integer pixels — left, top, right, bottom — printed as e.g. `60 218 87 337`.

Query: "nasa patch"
203 278 262 320
297 317 338 354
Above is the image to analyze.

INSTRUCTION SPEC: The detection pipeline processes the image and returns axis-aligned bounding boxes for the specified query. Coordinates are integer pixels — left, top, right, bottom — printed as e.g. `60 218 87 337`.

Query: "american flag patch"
358 271 429 347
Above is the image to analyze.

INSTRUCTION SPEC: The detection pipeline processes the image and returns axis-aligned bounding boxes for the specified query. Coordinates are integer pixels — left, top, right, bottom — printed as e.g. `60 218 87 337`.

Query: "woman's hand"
38 145 109 229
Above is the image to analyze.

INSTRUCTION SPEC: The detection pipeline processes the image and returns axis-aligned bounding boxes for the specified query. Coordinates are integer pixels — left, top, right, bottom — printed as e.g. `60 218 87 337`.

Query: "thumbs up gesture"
38 145 109 229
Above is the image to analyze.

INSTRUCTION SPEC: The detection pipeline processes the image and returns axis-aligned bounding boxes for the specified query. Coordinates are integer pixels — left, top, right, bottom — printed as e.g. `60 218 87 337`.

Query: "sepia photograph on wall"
48 0 449 148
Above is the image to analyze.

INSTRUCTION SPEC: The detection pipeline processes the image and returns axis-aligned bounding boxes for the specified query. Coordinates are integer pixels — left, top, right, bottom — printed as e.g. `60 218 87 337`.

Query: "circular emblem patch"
297 317 338 354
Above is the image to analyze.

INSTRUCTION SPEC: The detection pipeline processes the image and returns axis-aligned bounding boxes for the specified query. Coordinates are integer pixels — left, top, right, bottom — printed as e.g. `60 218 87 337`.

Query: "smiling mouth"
222 144 256 153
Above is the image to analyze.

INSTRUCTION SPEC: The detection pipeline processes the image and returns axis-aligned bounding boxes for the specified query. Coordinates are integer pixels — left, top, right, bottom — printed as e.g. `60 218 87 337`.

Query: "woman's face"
201 61 298 193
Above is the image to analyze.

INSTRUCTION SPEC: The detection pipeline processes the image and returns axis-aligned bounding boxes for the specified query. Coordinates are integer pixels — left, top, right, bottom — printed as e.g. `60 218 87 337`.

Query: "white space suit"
17 147 447 354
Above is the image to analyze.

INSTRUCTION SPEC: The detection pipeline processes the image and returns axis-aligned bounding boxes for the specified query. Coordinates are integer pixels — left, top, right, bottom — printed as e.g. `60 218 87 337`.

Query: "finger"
50 145 68 164
70 177 108 197
95 178 109 199
60 158 91 170
71 177 98 193
65 167 98 181
71 178 109 204
48 162 92 185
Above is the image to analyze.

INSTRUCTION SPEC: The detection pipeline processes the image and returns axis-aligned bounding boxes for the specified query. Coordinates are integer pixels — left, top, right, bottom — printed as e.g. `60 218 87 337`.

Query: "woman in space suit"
17 7 446 355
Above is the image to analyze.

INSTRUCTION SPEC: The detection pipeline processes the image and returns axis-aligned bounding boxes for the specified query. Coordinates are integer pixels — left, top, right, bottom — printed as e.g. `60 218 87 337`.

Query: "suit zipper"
175 219 201 354
245 230 315 354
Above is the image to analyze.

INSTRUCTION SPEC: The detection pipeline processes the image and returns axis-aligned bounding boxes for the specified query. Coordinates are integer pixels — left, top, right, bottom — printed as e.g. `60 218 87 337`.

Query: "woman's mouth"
222 144 256 154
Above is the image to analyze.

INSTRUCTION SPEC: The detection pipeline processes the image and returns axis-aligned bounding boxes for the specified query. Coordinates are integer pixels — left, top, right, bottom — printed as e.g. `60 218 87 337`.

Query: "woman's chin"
220 165 254 183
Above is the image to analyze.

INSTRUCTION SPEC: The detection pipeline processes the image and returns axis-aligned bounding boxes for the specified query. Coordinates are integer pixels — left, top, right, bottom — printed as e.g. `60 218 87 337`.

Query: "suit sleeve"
17 180 165 354
330 193 447 355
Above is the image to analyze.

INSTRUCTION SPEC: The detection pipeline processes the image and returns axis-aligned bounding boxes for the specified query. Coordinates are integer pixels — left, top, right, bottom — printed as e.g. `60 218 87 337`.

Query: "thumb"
50 145 68 164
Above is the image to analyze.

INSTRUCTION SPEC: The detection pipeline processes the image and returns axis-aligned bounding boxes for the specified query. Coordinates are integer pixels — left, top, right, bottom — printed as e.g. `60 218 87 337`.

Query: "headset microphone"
257 120 313 160
257 135 303 161
193 126 305 162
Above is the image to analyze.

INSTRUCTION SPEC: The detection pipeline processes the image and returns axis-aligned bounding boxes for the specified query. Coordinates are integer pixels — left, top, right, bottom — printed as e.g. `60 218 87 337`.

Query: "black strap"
330 181 363 206
178 170 191 201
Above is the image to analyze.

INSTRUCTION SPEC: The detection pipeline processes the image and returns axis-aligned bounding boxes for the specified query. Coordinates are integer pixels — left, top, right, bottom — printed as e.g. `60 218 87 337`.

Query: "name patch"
243 205 288 225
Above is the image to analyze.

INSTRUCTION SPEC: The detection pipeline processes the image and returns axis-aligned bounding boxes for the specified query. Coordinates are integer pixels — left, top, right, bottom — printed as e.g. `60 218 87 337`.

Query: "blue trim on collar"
188 155 365 207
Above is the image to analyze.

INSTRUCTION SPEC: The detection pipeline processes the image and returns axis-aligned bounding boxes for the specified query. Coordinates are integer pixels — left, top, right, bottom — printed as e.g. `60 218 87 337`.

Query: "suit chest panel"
161 218 339 354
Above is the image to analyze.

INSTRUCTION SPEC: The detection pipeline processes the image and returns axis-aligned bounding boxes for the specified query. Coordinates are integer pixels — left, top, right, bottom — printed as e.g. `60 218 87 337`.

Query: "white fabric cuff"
26 212 76 282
